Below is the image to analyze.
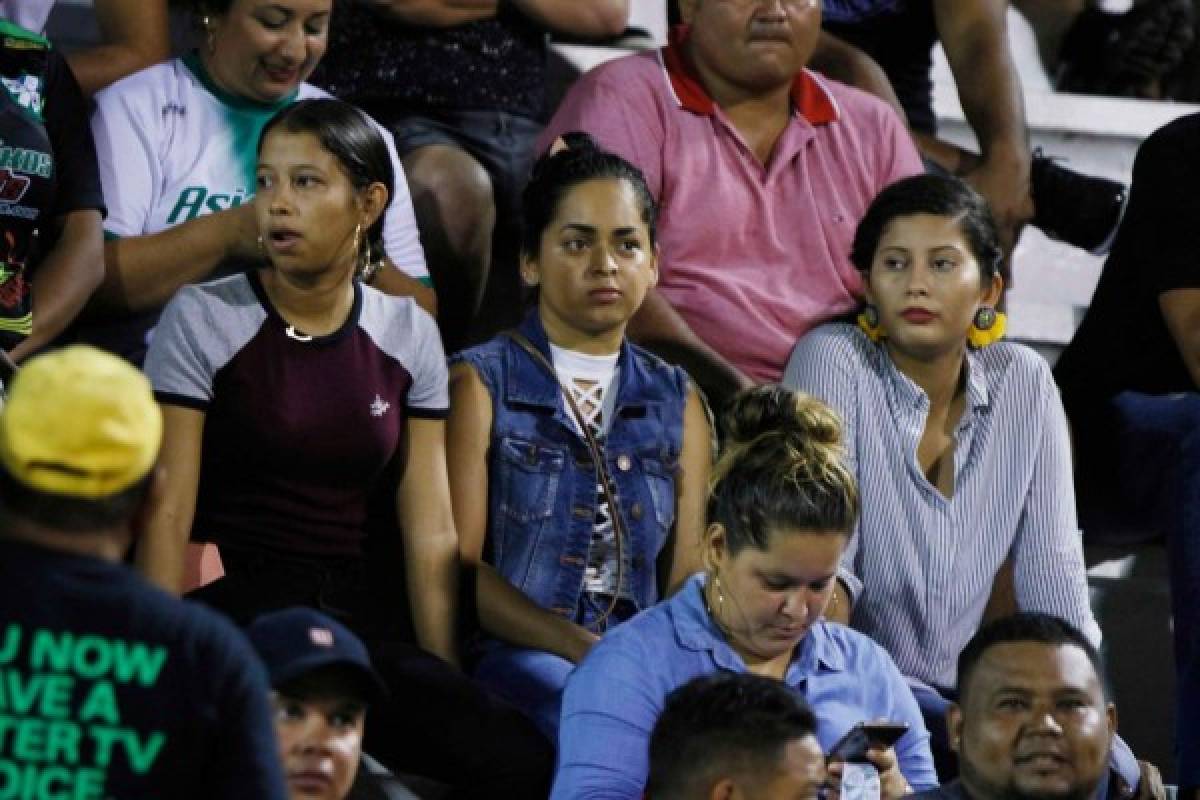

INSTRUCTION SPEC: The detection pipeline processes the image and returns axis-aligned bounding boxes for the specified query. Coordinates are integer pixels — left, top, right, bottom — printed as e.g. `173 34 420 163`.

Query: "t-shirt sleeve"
206 625 289 799
44 49 104 218
370 113 429 282
406 308 448 416
144 287 218 409
871 99 924 189
90 73 162 238
537 61 666 200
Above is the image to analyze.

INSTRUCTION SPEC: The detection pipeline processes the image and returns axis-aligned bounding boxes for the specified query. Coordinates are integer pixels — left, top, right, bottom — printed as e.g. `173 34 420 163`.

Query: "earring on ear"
202 15 216 54
857 304 885 342
256 234 266 259
967 306 1007 348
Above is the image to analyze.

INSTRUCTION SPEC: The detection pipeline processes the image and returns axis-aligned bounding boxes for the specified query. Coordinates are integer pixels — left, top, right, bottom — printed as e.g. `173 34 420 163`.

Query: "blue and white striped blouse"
783 323 1101 689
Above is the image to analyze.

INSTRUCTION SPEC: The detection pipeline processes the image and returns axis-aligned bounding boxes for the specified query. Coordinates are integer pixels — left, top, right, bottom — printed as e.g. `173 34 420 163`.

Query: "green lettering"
167 186 207 224
121 730 165 774
87 727 119 768
204 193 230 213
38 676 72 719
43 721 80 764
0 147 15 172
30 630 72 672
12 718 47 762
78 682 117 724
112 641 166 687
0 626 19 664
0 671 46 714
71 638 112 680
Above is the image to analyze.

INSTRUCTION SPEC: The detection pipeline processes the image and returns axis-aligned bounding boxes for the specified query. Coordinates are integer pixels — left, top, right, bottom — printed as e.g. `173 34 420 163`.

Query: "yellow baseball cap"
0 345 162 498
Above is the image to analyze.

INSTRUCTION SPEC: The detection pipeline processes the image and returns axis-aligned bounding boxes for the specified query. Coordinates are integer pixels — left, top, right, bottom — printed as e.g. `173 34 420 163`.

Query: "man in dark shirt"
0 344 286 799
1054 113 1200 795
914 614 1160 800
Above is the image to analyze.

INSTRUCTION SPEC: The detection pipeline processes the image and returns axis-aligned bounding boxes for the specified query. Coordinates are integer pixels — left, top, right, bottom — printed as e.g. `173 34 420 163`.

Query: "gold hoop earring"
202 15 215 54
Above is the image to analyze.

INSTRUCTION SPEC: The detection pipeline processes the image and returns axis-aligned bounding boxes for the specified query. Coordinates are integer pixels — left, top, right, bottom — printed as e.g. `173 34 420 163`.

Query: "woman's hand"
826 746 910 800
225 202 265 262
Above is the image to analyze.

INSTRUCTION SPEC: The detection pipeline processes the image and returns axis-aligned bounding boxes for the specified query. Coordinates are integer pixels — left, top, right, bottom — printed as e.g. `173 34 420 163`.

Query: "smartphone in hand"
828 721 909 763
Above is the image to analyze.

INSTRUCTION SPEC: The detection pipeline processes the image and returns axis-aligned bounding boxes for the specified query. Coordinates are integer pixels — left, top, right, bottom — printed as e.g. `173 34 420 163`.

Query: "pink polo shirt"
540 29 922 383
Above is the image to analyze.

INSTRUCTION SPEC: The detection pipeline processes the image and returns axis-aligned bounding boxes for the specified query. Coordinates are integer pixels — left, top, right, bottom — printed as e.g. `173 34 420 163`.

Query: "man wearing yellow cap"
0 345 287 799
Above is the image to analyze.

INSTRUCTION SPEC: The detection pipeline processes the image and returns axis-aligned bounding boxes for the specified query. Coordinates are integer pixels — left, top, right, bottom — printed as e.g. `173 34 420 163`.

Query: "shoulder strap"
504 329 628 630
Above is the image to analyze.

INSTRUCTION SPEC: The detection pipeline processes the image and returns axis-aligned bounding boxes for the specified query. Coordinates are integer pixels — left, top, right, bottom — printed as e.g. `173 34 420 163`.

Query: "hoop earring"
856 304 885 342
967 306 1007 348
202 15 215 54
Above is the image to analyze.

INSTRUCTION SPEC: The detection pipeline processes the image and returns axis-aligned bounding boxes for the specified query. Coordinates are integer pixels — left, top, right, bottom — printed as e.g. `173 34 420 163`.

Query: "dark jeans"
388 108 544 337
822 1 940 135
1074 391 1200 786
188 547 555 800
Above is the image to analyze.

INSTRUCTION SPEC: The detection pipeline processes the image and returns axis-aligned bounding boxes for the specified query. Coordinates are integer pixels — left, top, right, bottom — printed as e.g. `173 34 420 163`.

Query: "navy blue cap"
247 607 387 705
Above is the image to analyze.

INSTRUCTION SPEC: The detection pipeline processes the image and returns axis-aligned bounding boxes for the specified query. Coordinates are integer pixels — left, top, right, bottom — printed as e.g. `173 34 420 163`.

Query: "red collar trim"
661 25 839 125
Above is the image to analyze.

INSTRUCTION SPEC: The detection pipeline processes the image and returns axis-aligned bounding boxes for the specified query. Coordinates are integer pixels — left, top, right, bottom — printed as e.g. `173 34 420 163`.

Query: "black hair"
0 466 151 532
851 174 1003 281
521 132 657 258
258 98 394 259
957 612 1108 704
171 0 235 17
708 386 859 555
647 673 819 800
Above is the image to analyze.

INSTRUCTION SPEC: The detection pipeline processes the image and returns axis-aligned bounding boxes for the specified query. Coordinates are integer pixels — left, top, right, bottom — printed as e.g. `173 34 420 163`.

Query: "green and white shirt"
87 54 429 361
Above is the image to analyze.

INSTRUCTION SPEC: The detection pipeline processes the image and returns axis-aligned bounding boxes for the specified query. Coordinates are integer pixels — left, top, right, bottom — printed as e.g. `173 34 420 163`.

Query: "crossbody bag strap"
504 330 628 631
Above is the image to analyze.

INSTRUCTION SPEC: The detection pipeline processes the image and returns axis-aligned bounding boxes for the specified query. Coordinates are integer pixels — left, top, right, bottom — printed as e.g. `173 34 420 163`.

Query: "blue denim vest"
453 312 689 620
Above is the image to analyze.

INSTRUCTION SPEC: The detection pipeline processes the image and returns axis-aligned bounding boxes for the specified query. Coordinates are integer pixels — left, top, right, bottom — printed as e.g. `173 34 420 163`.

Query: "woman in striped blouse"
783 174 1122 780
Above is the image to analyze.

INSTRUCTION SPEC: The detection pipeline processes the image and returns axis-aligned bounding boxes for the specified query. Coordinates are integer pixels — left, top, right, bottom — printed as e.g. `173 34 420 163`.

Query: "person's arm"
66 0 170 96
9 209 103 362
1160 289 1200 389
933 0 1033 250
359 0 629 36
551 641 664 800
369 264 436 316
137 404 205 593
447 361 598 664
510 0 629 39
808 31 908 124
357 0 497 27
628 289 756 414
397 417 462 667
1011 359 1102 647
94 203 261 315
659 386 711 594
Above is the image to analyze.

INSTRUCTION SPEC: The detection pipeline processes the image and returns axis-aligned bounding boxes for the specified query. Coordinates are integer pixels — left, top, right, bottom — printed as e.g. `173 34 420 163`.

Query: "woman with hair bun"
550 385 937 800
448 133 712 740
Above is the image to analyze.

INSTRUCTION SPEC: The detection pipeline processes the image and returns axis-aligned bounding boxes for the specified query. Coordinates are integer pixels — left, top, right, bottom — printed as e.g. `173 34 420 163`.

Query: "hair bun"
723 385 842 448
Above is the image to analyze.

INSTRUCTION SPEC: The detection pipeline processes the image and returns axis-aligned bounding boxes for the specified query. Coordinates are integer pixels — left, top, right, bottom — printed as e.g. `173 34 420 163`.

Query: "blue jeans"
473 594 638 740
908 679 1140 792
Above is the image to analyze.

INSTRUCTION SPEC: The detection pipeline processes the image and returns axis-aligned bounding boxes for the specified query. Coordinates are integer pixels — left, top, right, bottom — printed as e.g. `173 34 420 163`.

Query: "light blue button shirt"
551 574 937 800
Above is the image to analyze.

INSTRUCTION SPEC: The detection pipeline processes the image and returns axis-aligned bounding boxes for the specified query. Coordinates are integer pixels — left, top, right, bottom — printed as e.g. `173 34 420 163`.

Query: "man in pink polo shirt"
540 0 921 401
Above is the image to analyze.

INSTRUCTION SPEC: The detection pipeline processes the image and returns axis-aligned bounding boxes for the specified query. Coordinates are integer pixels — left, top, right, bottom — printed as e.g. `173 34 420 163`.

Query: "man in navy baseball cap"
249 608 391 800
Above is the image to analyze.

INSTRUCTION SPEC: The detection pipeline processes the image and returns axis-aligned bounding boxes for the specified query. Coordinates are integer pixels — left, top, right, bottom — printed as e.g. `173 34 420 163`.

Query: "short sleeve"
537 59 667 200
406 308 448 416
369 114 429 281
43 49 104 218
91 73 163 237
144 287 218 410
871 98 924 189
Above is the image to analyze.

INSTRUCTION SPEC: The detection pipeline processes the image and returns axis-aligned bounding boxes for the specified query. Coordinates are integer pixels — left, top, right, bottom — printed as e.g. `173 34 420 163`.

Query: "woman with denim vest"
447 134 712 739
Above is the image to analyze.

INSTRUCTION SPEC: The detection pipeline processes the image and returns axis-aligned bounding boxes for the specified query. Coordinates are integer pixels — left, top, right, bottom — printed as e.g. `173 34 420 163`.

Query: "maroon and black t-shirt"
145 270 448 558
